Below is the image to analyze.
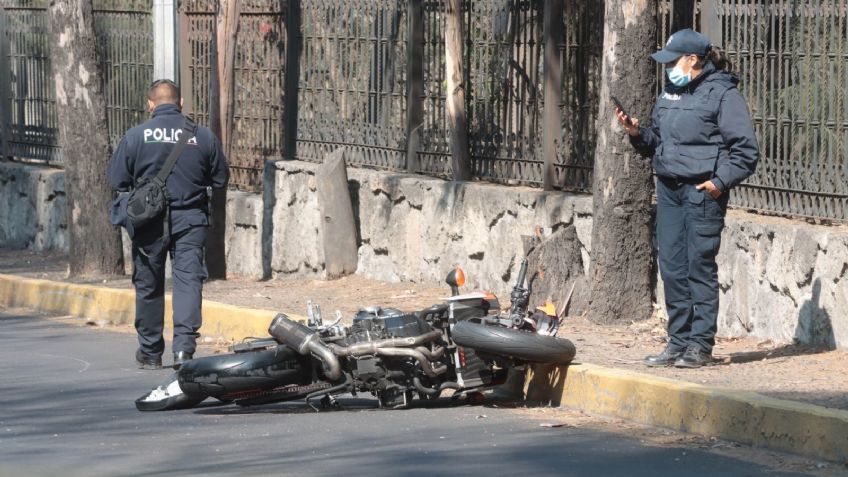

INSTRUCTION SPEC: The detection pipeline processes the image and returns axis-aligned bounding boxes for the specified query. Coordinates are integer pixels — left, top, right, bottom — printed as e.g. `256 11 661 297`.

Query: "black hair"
704 46 733 73
147 79 181 105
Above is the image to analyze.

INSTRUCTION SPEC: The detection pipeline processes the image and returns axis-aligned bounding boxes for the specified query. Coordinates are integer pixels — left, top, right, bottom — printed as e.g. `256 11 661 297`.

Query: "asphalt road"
0 310 819 477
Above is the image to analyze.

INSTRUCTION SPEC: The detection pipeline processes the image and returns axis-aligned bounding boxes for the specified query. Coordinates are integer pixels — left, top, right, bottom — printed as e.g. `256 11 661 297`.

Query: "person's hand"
696 180 722 199
615 107 640 136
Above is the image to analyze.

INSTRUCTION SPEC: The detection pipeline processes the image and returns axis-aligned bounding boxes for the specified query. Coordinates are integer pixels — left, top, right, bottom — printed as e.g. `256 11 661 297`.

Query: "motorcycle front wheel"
451 320 576 365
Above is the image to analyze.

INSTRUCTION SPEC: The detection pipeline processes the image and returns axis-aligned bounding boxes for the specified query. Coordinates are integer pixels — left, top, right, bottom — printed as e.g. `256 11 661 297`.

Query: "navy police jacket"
107 103 229 234
630 61 759 192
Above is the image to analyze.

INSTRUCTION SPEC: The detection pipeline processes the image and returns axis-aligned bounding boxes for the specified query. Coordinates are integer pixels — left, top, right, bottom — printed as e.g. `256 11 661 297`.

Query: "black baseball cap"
651 28 712 64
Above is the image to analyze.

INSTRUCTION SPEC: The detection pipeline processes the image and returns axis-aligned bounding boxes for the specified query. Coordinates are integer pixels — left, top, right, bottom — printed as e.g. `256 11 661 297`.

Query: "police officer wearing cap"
107 79 229 370
615 29 759 368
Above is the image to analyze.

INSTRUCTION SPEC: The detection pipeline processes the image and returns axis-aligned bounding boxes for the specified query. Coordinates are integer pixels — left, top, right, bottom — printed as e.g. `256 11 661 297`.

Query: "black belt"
659 175 711 186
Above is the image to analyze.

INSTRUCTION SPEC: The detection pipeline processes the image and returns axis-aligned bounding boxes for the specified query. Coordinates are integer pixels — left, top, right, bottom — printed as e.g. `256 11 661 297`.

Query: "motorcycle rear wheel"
451 321 576 365
178 345 313 400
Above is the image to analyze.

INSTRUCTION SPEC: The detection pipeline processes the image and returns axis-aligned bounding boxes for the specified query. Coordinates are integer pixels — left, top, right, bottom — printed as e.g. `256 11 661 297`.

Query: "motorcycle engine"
348 306 432 339
340 307 440 407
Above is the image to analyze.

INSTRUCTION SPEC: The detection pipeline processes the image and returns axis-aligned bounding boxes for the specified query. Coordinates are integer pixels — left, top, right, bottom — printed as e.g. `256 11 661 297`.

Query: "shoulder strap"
154 117 198 183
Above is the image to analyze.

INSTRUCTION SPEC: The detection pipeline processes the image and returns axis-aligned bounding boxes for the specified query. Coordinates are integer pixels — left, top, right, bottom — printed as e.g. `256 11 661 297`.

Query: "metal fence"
416 0 603 191
712 0 848 220
3 0 848 220
557 0 603 191
294 0 409 171
0 0 153 165
179 0 287 190
464 0 544 183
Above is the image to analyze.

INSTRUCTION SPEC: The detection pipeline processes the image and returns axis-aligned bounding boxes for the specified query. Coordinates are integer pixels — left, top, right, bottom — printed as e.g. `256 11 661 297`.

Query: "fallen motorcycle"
135 259 576 411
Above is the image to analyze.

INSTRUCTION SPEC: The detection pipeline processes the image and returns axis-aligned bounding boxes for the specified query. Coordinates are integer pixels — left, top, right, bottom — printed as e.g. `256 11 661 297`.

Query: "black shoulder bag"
126 119 197 242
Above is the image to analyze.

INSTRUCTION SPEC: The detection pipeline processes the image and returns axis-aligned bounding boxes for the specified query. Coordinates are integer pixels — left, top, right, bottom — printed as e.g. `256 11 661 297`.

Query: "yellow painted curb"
0 273 305 340
526 363 848 463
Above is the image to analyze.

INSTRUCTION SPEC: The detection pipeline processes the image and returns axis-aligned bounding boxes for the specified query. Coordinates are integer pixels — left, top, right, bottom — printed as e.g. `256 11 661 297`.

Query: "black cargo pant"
132 224 208 359
656 177 728 354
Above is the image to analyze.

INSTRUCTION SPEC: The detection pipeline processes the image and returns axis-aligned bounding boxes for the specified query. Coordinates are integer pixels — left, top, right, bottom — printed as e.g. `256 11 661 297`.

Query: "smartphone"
611 95 633 125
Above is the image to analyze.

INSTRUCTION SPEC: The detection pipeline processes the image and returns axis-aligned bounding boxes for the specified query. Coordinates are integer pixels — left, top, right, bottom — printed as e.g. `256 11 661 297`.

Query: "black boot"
173 351 194 370
674 346 714 368
135 349 163 370
644 345 685 367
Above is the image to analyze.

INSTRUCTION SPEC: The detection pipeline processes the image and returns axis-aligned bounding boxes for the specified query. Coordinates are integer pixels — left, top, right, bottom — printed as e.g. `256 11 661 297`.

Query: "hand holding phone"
611 95 633 126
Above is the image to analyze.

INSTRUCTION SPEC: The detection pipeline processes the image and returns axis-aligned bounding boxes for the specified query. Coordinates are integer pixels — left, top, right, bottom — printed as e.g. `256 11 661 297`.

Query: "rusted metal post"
283 0 301 161
405 0 424 173
542 0 563 191
444 0 471 181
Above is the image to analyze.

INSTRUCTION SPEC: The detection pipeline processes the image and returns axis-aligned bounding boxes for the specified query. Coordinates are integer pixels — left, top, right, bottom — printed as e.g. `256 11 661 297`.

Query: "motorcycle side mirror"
445 266 465 296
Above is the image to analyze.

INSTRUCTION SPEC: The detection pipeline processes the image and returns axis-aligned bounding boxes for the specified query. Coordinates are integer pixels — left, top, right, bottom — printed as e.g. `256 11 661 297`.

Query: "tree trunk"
444 0 471 181
216 0 239 158
587 0 657 324
205 10 232 280
47 0 123 277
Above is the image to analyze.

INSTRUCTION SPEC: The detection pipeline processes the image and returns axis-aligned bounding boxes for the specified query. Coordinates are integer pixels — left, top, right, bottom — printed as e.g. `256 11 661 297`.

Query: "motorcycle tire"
451 320 576 365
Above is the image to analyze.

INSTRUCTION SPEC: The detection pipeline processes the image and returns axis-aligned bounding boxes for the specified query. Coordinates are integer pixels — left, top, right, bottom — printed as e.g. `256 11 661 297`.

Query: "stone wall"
266 160 594 294
717 215 848 348
0 162 67 251
225 190 263 277
2 160 847 349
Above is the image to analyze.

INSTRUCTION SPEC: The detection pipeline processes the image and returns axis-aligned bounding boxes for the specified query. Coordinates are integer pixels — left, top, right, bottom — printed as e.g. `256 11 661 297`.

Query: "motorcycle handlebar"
514 259 528 291
509 259 529 318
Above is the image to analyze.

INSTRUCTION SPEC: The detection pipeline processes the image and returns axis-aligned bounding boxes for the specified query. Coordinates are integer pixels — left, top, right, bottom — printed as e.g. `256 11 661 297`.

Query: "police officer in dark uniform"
616 29 759 368
107 79 229 370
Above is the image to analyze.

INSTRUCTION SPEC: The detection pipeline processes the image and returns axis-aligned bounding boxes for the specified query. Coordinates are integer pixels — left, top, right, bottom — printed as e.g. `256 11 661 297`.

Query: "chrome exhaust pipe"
376 347 448 377
415 345 445 361
327 330 443 357
268 313 342 381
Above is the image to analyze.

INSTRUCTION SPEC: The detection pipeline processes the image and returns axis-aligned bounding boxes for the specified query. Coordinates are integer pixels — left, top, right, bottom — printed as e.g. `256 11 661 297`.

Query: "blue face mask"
666 65 692 87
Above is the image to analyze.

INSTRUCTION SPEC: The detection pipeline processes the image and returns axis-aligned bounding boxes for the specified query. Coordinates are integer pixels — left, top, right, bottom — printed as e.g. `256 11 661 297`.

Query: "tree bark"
587 0 657 324
47 0 123 277
444 0 471 181
204 15 230 280
216 0 239 158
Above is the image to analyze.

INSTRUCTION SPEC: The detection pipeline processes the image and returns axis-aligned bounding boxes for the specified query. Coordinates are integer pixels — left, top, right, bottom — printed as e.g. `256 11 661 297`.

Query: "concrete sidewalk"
1 272 846 464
